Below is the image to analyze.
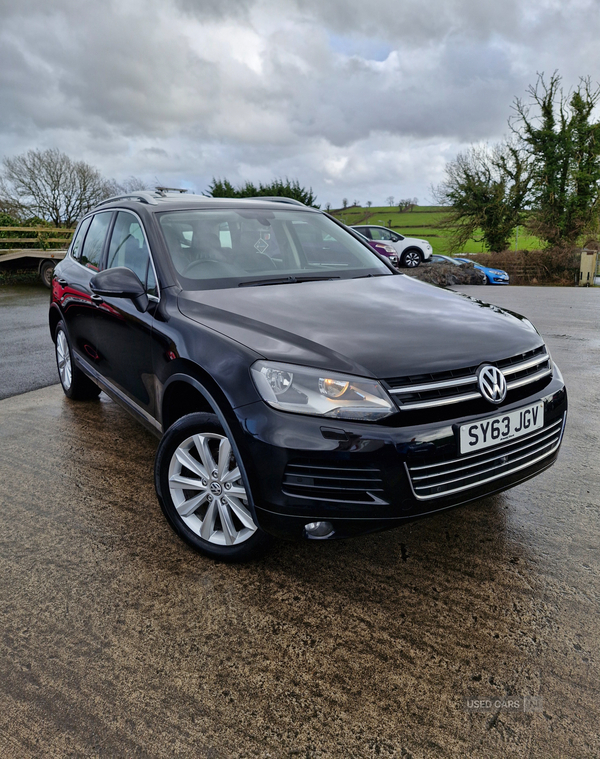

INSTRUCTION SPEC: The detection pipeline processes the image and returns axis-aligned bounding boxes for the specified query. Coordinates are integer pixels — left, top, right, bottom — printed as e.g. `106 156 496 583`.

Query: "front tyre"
401 248 422 268
54 321 101 400
155 412 271 562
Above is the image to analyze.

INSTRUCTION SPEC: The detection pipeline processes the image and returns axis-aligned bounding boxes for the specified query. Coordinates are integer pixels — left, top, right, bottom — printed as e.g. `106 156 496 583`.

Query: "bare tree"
342 198 348 208
366 200 372 208
1 149 114 226
386 195 395 206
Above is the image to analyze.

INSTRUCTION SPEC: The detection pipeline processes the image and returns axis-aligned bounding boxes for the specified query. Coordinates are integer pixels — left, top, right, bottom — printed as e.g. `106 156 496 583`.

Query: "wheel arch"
159 371 263 530
48 304 62 343
161 366 239 433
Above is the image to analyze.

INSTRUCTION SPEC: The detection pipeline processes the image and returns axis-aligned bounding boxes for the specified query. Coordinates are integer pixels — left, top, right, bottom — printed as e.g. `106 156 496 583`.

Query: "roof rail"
245 196 306 207
94 191 159 208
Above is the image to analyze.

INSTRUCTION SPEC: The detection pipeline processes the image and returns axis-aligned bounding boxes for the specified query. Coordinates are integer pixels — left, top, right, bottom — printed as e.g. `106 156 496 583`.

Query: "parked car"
429 254 487 285
50 190 567 562
353 230 399 267
454 257 510 285
351 224 432 267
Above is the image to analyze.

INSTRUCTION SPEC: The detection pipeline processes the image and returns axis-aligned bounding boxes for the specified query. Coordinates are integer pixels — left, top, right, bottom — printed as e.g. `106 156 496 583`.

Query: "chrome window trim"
69 208 160 300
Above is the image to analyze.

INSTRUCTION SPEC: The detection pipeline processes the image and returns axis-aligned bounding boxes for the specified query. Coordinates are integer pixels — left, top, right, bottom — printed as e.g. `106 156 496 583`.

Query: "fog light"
305 521 335 539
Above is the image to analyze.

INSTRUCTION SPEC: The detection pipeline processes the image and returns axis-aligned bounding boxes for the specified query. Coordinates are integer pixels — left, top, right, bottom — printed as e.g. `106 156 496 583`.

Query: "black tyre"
40 260 55 288
54 321 101 400
401 248 422 268
155 412 272 562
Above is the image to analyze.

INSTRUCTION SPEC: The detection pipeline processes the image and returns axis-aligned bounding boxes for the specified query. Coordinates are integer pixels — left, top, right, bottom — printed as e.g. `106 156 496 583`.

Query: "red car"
353 230 399 267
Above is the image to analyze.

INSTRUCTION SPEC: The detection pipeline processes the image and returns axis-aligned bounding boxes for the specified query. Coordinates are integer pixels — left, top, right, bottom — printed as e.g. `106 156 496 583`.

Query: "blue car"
454 257 510 285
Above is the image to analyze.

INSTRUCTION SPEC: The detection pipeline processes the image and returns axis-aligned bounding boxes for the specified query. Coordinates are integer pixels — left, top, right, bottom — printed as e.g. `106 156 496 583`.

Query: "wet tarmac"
1 286 599 758
0 284 56 400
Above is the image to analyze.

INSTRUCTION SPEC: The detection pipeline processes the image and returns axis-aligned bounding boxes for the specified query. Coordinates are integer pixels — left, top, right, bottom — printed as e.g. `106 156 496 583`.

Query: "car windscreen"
157 209 391 289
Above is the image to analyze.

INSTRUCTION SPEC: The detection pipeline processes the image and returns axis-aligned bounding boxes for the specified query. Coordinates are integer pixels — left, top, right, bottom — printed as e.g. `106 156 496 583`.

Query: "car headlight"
250 361 395 421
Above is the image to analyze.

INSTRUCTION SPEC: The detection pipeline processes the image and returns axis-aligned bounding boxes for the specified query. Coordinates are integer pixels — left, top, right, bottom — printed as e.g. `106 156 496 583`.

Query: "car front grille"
405 414 565 500
282 460 387 504
384 345 551 411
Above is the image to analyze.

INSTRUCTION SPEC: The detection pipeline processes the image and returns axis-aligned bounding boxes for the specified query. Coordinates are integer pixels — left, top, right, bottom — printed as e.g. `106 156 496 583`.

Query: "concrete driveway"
0 285 599 758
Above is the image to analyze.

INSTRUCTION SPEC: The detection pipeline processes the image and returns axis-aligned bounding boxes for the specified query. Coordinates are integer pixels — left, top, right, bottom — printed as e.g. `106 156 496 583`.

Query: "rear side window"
370 228 392 241
79 212 112 271
70 216 92 261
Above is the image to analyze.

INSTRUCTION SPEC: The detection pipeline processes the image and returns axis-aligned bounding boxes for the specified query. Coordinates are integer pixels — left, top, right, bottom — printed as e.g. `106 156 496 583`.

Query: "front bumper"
233 375 567 540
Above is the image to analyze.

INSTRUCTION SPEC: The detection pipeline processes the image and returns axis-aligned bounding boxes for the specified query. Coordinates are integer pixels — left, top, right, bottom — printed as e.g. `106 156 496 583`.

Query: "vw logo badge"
210 481 222 496
477 365 507 404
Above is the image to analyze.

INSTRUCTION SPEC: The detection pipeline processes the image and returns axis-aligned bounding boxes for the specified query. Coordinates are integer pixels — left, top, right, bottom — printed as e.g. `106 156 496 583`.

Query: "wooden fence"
0 226 74 250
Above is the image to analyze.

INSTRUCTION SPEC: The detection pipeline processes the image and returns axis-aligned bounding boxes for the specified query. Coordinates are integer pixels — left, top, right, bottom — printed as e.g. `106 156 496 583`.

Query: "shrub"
467 248 580 285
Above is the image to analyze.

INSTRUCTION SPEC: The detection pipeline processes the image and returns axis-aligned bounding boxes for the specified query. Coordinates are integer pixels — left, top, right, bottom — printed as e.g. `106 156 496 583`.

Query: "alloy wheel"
56 329 72 391
167 432 257 546
403 250 421 268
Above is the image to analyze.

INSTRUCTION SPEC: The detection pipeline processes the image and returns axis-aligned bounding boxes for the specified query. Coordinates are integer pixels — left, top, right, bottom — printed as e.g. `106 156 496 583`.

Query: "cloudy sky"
1 0 599 207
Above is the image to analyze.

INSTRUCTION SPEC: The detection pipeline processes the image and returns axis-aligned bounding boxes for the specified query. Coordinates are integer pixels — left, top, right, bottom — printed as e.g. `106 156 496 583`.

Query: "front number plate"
459 401 544 454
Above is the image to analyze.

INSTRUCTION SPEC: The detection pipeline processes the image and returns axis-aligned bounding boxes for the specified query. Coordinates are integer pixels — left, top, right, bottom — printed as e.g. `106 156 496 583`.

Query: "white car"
351 225 432 268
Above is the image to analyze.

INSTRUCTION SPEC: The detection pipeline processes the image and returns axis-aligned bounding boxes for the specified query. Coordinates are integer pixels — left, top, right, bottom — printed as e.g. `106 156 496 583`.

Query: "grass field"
330 205 543 255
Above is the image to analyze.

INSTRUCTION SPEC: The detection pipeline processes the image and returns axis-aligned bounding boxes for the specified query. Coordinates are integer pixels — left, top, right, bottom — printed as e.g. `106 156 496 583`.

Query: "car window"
371 228 392 241
106 211 153 287
70 216 92 262
355 227 371 239
158 209 390 289
79 212 112 271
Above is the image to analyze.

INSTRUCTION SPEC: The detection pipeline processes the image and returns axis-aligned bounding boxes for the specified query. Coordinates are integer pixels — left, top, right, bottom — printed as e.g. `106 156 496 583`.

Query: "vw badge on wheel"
477 365 507 404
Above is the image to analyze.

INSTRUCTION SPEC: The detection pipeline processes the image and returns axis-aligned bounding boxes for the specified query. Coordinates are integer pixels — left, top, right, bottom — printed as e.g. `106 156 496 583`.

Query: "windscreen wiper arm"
239 275 340 287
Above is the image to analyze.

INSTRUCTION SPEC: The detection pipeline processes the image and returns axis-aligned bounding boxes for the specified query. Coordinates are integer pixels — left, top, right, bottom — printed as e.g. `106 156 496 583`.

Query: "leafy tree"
342 197 348 208
512 72 600 246
437 72 600 251
366 200 372 208
206 177 319 207
434 142 530 253
0 149 115 226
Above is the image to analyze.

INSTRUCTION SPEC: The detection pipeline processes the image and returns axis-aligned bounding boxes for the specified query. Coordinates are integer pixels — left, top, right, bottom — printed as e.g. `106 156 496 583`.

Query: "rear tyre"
401 248 422 268
54 321 101 400
155 412 272 562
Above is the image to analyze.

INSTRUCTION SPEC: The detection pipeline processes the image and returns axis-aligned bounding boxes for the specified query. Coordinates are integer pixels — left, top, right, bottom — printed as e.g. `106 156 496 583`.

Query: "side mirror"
90 267 149 313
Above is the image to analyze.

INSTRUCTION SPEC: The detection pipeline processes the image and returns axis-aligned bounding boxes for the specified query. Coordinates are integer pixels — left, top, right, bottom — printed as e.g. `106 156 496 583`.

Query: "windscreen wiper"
239 275 340 287
353 272 390 279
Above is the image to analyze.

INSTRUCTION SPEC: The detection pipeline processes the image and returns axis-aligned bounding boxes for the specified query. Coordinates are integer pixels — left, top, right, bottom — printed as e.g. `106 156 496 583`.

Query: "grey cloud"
1 0 599 207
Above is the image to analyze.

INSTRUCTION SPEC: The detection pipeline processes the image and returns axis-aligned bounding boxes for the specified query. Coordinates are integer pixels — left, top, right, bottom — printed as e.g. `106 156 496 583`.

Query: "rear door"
58 211 113 365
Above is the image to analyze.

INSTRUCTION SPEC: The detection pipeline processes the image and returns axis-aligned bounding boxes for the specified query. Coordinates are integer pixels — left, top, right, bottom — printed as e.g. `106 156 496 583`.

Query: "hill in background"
329 205 542 255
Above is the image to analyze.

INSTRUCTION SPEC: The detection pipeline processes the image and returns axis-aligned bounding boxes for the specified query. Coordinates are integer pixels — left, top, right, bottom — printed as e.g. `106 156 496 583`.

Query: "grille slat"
386 345 551 411
410 417 564 474
406 415 565 500
283 460 387 504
